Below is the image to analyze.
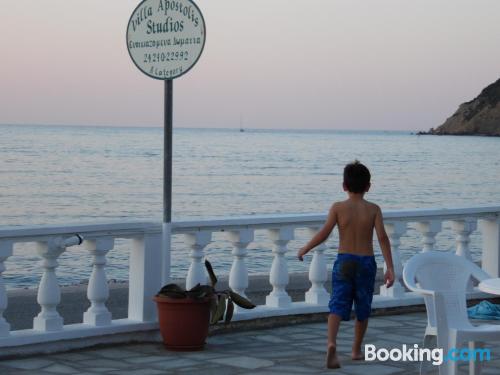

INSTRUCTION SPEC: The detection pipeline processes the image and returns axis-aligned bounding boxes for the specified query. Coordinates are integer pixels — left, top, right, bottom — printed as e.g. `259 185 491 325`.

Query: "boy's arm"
374 205 394 287
297 204 337 261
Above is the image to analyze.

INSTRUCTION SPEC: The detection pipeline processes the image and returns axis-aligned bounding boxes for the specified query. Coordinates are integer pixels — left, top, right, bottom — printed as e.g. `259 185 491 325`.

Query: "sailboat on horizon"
239 114 245 132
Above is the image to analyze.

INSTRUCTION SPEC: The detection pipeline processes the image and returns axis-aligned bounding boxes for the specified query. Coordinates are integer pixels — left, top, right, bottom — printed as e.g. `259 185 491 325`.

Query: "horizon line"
0 122 418 133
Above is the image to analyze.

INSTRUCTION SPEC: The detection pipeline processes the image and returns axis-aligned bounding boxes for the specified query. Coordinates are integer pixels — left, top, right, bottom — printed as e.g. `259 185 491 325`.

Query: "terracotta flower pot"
154 295 211 351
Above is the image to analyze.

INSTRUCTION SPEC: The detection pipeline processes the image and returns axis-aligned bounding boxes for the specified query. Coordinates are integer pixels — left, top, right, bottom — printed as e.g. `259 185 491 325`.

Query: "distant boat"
239 114 245 132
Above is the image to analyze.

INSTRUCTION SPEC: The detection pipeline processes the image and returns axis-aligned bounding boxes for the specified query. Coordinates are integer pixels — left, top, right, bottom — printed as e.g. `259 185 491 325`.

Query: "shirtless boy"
297 160 395 369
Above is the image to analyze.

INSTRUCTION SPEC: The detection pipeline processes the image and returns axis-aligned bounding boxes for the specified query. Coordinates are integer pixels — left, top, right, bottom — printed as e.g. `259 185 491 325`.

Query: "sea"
1 125 499 289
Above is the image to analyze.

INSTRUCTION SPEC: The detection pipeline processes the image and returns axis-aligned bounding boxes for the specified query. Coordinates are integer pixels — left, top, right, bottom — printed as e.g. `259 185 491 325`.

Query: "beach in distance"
1 125 499 288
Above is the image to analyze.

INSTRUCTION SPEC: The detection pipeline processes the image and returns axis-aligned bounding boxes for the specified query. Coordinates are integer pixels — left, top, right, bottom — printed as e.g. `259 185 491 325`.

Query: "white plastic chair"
403 251 499 375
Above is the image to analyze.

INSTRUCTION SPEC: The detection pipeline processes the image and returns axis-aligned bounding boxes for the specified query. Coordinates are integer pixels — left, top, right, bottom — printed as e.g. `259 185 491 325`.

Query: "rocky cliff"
426 78 500 136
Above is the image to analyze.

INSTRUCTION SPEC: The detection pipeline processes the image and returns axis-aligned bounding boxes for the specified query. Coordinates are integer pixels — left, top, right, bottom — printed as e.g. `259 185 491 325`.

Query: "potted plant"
154 260 255 351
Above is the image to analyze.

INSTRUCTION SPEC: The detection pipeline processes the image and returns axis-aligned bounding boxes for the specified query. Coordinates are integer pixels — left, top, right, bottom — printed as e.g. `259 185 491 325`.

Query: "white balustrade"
83 237 114 326
479 217 500 277
0 222 163 353
266 227 294 308
416 220 442 252
305 227 329 305
33 239 66 331
380 222 407 298
185 231 211 290
0 206 499 354
227 229 253 312
452 219 477 260
0 241 13 337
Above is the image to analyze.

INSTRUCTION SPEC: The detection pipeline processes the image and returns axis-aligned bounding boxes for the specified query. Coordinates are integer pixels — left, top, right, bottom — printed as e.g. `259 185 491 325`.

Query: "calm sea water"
1 125 499 289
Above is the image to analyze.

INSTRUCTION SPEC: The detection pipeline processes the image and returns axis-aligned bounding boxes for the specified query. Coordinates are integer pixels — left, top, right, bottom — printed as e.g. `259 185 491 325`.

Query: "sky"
1 0 499 131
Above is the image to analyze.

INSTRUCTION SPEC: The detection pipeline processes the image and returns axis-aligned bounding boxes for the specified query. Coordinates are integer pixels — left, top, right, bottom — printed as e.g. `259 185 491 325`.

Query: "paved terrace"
1 312 499 375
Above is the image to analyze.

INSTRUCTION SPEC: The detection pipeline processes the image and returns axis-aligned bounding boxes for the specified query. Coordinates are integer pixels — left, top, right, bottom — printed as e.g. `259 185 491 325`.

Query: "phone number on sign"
143 51 189 63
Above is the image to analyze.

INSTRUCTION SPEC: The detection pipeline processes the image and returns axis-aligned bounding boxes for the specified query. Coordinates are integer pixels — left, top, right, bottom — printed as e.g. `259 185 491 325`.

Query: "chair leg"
447 356 458 375
439 349 458 375
421 334 436 375
438 336 458 375
469 341 482 375
439 358 449 375
445 336 460 375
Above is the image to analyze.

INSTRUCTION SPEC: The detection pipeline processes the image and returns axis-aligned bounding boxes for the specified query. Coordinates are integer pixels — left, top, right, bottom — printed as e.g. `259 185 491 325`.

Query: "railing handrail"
172 205 500 232
383 205 500 221
1 205 499 241
0 221 161 242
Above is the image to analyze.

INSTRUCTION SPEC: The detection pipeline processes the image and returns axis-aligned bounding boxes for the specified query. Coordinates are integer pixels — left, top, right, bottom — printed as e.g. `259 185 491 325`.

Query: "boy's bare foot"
326 344 341 369
351 350 364 360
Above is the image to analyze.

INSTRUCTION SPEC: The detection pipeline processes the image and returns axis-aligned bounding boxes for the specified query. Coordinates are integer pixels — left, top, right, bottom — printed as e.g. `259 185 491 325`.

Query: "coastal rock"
424 78 500 136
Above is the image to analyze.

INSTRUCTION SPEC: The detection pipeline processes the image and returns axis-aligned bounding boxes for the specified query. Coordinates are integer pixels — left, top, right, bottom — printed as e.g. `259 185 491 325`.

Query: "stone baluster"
380 222 407 298
227 229 254 313
33 239 66 331
479 217 500 277
185 231 211 290
0 241 13 337
83 237 114 326
452 219 477 291
416 220 442 252
305 227 329 305
266 227 294 308
451 219 477 261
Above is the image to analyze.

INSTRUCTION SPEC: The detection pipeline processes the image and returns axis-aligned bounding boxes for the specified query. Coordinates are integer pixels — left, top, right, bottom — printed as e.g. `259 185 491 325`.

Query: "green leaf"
225 299 234 324
209 295 218 319
158 284 187 298
187 284 215 300
211 295 226 324
159 283 185 294
205 260 218 287
229 291 256 309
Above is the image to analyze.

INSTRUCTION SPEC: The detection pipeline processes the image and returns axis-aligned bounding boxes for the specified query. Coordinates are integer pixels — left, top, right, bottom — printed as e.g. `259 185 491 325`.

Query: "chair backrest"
403 251 490 329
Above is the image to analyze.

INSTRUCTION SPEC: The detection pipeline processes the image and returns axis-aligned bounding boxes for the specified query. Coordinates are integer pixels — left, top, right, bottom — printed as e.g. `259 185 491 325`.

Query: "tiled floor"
1 313 499 374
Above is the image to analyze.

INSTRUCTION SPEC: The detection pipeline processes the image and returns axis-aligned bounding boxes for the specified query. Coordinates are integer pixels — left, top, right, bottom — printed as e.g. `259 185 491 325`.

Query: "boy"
297 160 394 369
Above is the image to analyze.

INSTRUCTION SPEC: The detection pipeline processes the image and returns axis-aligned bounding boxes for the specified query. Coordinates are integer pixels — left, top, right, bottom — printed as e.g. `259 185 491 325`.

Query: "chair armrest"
402 268 435 297
471 266 491 283
405 283 435 297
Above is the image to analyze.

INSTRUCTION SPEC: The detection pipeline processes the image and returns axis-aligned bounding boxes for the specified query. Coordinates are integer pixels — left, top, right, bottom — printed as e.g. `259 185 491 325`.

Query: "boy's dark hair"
343 160 371 193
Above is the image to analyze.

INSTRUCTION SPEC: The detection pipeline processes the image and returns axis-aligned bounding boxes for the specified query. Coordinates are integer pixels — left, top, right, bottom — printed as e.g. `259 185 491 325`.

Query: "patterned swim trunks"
329 253 377 321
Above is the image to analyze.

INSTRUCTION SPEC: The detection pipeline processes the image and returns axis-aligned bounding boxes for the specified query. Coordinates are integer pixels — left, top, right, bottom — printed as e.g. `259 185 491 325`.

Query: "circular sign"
126 0 206 80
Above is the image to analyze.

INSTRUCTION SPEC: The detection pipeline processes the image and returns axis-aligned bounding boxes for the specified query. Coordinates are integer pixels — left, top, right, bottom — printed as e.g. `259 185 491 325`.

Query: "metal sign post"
164 80 173 226
126 0 206 284
163 79 173 284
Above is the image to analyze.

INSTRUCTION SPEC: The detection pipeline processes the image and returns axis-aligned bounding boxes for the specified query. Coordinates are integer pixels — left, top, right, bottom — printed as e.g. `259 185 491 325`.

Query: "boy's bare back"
334 198 381 256
297 160 393 287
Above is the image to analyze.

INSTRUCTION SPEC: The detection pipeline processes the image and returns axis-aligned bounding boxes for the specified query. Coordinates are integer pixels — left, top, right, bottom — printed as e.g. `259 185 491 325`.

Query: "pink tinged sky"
1 0 499 131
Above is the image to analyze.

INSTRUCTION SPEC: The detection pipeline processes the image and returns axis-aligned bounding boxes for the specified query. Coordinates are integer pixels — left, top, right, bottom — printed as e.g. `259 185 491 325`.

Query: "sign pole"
163 79 173 284
126 0 206 286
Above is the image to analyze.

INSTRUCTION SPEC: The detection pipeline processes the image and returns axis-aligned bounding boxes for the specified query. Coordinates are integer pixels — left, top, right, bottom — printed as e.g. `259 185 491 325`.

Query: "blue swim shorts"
328 253 377 321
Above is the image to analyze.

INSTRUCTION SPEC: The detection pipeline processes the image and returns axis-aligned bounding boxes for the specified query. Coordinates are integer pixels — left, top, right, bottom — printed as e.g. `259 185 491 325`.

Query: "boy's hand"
297 247 308 261
384 267 395 288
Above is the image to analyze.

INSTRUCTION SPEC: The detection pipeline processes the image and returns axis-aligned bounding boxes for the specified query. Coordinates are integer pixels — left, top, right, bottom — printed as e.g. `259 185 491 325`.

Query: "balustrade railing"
0 222 162 349
0 206 499 351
